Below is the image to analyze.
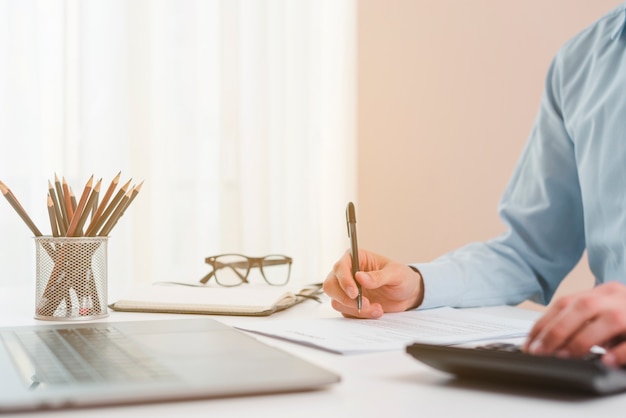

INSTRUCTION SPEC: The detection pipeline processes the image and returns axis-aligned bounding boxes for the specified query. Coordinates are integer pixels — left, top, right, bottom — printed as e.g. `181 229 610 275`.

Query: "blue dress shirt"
414 4 626 309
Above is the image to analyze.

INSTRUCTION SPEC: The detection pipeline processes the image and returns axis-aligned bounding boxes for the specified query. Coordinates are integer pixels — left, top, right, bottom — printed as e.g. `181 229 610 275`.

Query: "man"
324 3 626 366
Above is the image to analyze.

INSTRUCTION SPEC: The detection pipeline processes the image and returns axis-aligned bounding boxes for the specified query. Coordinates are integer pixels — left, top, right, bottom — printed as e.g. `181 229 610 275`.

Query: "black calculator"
406 342 626 395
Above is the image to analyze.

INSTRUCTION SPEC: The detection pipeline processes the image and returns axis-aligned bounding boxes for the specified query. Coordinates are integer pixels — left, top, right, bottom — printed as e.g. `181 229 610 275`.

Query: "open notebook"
109 283 323 316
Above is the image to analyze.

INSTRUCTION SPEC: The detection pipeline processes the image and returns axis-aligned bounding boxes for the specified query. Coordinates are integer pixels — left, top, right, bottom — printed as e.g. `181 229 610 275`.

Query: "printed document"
237 307 534 354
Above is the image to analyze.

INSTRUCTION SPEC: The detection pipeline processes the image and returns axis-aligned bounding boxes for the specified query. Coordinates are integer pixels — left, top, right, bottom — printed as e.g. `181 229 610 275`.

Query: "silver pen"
346 202 362 312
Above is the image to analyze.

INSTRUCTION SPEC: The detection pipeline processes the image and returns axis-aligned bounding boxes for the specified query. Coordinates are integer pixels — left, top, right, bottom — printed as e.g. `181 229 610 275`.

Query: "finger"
357 265 424 310
333 251 360 299
323 271 358 308
355 270 384 290
528 295 600 355
523 296 571 351
603 341 626 367
562 310 626 357
330 297 383 319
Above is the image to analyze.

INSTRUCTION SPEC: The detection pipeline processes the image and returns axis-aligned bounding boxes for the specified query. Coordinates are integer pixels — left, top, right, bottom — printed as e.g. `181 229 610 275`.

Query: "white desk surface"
2 286 626 418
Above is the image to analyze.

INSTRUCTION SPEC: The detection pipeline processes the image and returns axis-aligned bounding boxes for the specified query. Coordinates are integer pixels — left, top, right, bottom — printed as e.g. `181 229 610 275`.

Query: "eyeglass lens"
212 254 290 286
259 255 291 286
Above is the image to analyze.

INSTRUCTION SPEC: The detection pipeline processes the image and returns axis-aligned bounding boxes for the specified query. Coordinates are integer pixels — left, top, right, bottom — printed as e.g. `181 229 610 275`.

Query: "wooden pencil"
85 178 131 237
119 180 143 218
46 194 60 237
98 181 143 236
65 175 94 237
62 177 74 221
90 187 98 220
54 174 69 231
70 187 77 212
97 188 132 236
48 180 66 236
0 180 43 237
84 172 120 235
72 178 101 237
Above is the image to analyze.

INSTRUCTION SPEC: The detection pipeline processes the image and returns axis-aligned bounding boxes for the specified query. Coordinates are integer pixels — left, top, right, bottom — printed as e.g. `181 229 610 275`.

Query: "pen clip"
346 205 351 237
346 202 356 238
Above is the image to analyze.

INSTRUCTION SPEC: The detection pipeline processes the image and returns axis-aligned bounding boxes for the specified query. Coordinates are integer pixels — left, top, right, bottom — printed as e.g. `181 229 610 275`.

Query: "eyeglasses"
199 254 292 287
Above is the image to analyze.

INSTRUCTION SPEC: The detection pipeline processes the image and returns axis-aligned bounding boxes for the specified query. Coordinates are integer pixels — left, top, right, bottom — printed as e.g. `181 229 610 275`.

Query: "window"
0 0 356 296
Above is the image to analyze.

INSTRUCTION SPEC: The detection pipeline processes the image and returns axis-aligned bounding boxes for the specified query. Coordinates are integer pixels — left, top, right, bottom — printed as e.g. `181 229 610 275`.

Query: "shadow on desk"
395 372 598 403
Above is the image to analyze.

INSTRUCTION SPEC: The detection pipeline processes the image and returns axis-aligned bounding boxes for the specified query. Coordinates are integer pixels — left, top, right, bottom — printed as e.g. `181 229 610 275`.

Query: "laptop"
0 318 340 412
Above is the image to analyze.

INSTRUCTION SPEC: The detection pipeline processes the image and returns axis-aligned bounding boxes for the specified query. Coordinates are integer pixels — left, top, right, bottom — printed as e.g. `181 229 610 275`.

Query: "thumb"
356 270 387 290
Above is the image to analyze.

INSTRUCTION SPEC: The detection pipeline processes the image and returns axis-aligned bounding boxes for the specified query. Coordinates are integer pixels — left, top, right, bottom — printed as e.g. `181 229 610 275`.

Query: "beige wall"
357 0 622 307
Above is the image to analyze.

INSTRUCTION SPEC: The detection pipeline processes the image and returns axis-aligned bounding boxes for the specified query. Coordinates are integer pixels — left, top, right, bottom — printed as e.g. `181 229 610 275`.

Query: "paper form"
237 307 534 354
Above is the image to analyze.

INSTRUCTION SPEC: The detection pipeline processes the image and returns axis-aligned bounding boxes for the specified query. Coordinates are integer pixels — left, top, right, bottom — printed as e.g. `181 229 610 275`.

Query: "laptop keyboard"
8 327 174 385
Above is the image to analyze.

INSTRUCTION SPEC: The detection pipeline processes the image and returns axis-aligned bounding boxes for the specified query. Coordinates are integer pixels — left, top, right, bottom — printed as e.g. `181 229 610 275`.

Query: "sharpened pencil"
85 178 131 237
63 177 74 220
99 180 143 236
48 180 66 236
90 187 98 220
72 178 101 237
66 175 94 237
119 180 143 218
98 187 132 236
54 174 69 231
70 187 77 212
47 194 60 237
84 172 120 236
0 180 43 237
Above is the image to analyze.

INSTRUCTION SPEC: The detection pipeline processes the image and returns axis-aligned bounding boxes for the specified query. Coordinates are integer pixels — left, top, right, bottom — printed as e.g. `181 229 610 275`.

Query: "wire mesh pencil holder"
34 236 108 321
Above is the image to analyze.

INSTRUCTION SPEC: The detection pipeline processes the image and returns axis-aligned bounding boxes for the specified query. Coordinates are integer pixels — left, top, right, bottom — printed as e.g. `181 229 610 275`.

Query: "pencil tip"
0 181 7 194
121 178 133 189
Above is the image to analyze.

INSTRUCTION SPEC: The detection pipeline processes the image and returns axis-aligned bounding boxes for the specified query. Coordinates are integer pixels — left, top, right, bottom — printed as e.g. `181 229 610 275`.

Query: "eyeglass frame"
199 253 293 287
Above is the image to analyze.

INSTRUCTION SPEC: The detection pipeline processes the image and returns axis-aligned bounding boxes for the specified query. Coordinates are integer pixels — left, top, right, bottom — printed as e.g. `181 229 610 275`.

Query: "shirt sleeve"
413 55 586 309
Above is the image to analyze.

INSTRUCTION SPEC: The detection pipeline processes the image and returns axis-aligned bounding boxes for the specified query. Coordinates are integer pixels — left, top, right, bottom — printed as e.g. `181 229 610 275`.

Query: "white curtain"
0 0 356 298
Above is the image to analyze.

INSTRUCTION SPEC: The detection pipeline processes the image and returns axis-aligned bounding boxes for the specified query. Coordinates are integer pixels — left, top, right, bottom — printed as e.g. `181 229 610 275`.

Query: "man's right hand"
322 249 424 319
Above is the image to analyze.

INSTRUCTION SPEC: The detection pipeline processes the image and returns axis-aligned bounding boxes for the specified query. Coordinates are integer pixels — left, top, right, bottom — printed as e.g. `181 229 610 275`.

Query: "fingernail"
371 308 383 318
555 349 570 358
347 286 358 299
603 353 618 367
529 340 543 354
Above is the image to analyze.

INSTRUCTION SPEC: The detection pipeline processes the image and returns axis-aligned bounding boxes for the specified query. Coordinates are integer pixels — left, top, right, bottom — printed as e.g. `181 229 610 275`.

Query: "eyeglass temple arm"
199 270 216 284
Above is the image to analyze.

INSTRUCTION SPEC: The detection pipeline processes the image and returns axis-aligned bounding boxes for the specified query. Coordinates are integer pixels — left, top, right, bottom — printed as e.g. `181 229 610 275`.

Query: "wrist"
407 265 425 310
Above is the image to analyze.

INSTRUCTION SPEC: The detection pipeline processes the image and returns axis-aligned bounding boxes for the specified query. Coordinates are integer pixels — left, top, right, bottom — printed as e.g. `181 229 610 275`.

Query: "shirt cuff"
409 261 465 310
